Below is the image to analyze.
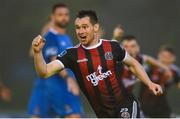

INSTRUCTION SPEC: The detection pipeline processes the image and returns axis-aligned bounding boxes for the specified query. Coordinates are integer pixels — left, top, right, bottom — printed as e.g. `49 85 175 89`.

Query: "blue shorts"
28 78 83 117
27 81 49 117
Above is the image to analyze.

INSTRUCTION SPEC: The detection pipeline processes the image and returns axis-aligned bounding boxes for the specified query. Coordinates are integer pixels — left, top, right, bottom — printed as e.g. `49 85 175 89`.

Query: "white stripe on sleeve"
122 51 129 61
55 59 65 70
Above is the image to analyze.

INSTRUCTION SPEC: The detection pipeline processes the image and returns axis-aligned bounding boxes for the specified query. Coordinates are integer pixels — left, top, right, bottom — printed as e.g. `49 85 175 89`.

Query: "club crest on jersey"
104 52 113 60
64 104 73 113
120 108 130 118
86 65 112 86
121 111 130 118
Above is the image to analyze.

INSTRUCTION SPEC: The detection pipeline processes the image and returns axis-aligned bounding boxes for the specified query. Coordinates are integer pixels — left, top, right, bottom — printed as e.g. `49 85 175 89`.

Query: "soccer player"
112 24 124 41
120 35 172 92
139 46 180 118
31 10 163 118
28 3 82 118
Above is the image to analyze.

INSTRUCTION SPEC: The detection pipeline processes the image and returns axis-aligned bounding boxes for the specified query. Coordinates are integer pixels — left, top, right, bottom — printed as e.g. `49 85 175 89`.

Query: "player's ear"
172 55 176 62
137 45 140 53
94 23 100 33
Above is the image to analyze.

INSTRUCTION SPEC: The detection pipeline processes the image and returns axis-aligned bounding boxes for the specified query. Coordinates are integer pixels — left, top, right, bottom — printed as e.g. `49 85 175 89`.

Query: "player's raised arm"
32 35 64 78
123 53 163 96
143 54 172 78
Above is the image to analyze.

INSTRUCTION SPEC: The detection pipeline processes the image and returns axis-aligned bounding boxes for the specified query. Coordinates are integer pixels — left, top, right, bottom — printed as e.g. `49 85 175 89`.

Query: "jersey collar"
49 28 58 35
81 39 102 50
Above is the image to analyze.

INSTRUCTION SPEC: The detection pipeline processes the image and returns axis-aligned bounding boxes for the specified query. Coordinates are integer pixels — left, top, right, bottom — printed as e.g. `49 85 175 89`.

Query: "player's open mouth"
80 36 87 40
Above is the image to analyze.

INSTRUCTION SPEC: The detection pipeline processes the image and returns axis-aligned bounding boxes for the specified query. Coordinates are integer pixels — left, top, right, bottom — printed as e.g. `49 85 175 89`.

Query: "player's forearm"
131 60 153 88
50 56 69 79
59 69 69 78
34 51 47 78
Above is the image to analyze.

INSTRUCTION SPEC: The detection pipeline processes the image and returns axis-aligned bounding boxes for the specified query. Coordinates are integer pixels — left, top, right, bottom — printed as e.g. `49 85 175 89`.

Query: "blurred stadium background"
0 0 180 117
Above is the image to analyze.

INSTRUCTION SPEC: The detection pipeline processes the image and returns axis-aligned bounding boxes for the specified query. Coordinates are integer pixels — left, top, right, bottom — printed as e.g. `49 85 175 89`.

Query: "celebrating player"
28 3 82 118
31 10 163 118
119 35 172 92
139 45 180 118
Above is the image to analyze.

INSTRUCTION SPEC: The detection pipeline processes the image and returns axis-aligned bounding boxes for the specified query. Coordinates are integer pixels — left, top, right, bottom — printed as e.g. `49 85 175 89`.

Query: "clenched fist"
148 82 163 96
0 87 12 102
32 35 45 53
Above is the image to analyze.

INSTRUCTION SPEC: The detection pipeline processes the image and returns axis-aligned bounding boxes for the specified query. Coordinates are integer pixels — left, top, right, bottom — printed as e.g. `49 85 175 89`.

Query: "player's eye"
57 13 63 16
65 13 69 16
82 25 88 29
124 45 128 48
75 26 80 30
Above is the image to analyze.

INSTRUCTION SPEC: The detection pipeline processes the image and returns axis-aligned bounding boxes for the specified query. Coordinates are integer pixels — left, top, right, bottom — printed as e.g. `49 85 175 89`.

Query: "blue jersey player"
28 3 83 118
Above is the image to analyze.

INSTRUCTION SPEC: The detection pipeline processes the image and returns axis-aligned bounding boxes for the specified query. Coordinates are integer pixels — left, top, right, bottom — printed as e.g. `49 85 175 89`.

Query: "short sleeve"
112 41 127 62
56 49 72 69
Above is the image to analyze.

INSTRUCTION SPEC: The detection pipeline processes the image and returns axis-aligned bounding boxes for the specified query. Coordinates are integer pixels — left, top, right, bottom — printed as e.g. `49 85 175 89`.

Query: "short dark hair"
159 45 175 55
122 35 137 42
76 10 98 25
52 3 68 13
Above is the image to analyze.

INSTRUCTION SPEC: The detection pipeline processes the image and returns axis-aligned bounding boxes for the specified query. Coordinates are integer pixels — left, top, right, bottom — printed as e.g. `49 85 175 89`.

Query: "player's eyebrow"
81 24 88 26
75 24 88 28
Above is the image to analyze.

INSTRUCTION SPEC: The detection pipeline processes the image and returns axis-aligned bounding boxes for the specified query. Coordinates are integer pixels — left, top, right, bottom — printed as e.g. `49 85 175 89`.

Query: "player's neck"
82 37 100 49
89 38 99 46
53 25 66 34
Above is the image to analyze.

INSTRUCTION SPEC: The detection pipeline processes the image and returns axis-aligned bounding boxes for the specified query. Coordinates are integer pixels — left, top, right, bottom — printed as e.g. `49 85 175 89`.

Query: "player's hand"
148 82 163 96
0 87 12 102
32 35 45 53
67 77 80 96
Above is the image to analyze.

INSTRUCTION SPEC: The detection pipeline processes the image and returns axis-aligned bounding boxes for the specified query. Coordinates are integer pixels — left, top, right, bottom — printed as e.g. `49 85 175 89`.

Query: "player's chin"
80 40 88 45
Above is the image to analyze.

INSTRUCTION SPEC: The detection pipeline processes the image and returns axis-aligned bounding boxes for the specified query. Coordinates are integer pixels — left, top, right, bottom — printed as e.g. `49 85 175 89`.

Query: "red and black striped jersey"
57 39 135 117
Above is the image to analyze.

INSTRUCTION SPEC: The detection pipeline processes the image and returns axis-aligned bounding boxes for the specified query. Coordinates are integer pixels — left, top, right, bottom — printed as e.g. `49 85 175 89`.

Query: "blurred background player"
112 24 124 41
119 35 144 92
158 46 180 88
139 45 180 118
28 3 83 118
118 35 171 93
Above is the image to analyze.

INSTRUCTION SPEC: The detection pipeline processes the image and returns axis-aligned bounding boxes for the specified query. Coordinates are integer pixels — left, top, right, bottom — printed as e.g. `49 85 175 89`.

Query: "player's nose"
79 28 86 34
